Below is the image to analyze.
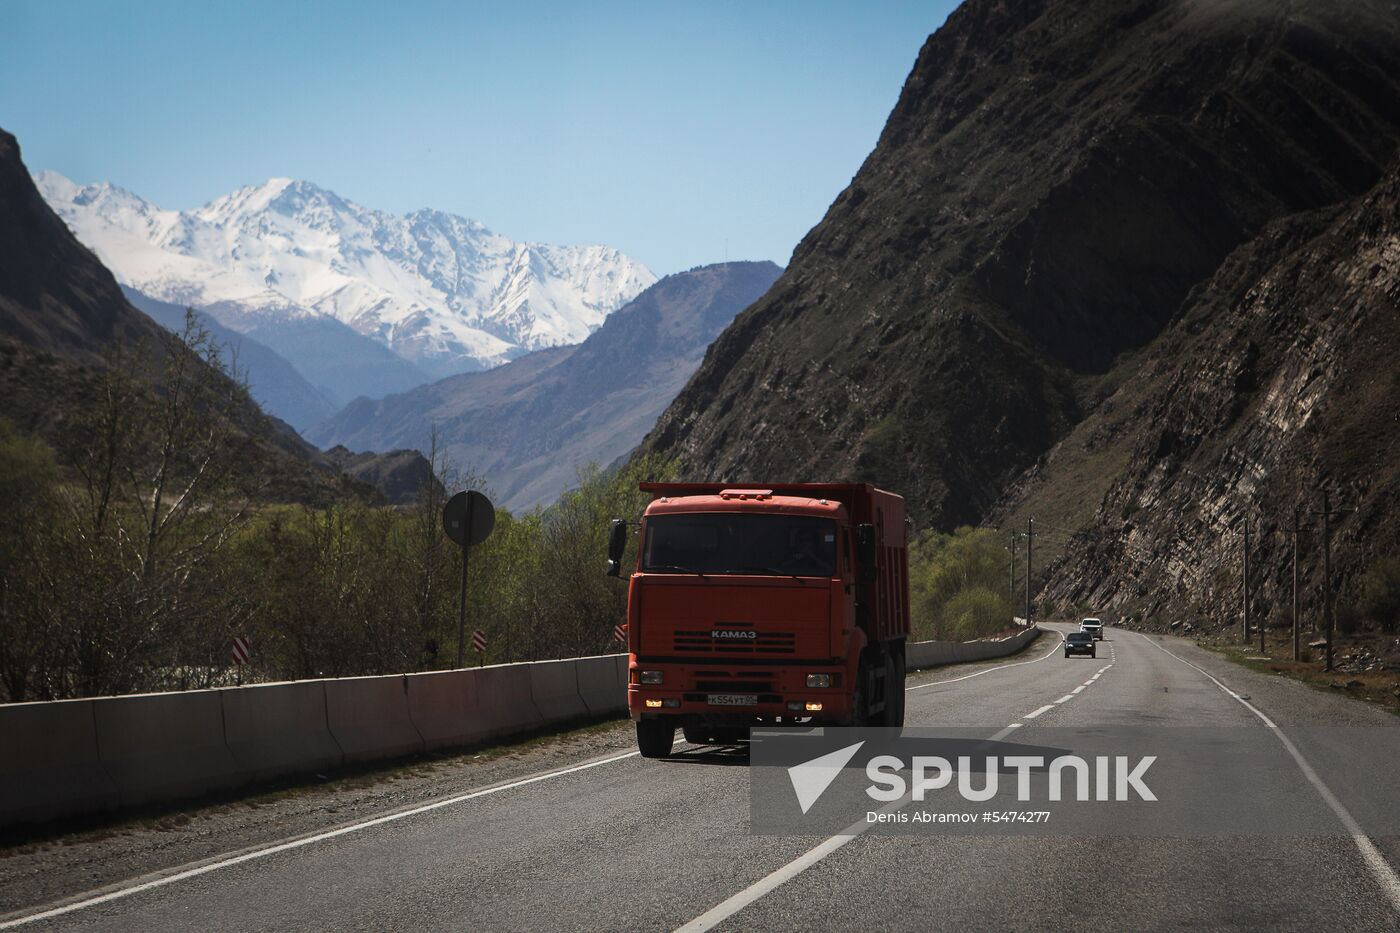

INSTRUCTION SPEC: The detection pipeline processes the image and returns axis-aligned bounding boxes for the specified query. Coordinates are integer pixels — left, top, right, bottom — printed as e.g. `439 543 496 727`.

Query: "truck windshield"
642 514 837 578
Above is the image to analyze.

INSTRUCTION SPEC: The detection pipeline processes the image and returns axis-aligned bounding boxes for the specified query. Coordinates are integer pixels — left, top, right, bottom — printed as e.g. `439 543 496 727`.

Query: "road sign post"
471 629 487 666
442 490 496 668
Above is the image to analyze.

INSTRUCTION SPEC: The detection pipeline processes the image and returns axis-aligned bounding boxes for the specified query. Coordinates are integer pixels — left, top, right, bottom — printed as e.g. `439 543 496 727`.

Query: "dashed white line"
1137 632 1400 914
1054 694 1075 704
674 721 1025 933
1025 704 1055 719
1071 685 1086 694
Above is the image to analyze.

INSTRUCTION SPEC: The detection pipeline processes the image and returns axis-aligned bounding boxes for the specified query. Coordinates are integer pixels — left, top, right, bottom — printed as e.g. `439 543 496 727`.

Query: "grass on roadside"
1197 633 1400 716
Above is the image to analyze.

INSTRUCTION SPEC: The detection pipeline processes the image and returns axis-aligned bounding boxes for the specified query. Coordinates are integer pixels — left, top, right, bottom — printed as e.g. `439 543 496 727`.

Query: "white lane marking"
1054 694 1075 704
1138 633 1400 914
675 722 1023 932
1025 705 1055 720
0 749 646 929
1071 685 1086 694
1006 723 1023 729
906 630 1064 691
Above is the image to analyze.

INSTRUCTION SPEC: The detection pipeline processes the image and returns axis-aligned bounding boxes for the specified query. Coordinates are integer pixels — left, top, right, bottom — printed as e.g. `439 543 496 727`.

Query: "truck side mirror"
856 524 878 583
606 519 628 577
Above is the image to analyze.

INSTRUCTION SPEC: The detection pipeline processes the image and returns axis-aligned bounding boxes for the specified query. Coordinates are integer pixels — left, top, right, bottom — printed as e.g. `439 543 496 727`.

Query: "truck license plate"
708 694 758 707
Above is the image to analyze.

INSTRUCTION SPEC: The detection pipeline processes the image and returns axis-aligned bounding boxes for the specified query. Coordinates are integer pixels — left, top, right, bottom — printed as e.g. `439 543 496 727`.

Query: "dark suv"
1064 632 1096 658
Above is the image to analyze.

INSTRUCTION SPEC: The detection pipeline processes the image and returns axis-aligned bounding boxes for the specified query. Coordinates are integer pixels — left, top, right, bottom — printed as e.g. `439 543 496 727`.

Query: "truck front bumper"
627 663 852 721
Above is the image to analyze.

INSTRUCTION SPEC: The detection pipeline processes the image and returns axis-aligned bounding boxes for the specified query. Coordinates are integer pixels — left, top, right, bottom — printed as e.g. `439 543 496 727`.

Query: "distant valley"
312 261 780 511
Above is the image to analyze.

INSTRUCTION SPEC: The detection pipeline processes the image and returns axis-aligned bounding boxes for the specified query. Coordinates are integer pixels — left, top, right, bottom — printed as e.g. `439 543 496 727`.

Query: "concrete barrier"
4 632 1063 831
0 698 118 825
94 689 242 807
406 669 487 751
324 676 424 764
472 663 543 742
905 625 1040 672
576 656 625 717
528 659 588 724
0 627 1054 831
221 680 342 783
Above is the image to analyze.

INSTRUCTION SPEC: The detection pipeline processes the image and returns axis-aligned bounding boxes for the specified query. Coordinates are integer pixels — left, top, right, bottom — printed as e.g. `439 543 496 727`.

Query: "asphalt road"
6 624 1400 932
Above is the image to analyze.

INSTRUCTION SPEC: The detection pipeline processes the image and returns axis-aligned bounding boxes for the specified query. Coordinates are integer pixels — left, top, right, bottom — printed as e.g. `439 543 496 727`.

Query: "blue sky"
0 1 957 274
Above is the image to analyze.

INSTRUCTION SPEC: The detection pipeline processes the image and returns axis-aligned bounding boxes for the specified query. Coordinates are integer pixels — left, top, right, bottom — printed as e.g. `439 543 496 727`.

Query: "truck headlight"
639 670 663 685
805 673 831 688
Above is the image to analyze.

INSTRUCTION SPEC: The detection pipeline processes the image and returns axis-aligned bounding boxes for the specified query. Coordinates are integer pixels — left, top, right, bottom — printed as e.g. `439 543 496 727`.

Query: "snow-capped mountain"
35 171 656 378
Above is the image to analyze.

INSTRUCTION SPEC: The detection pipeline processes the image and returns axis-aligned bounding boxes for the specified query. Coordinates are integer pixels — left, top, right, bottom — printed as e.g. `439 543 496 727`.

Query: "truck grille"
673 630 797 654
694 680 772 692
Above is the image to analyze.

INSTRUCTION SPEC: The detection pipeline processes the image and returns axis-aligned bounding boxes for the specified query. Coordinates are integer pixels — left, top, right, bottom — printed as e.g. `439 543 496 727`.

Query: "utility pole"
1242 519 1251 646
1025 518 1033 625
1322 489 1334 673
1291 506 1301 663
1009 533 1017 600
1306 491 1354 672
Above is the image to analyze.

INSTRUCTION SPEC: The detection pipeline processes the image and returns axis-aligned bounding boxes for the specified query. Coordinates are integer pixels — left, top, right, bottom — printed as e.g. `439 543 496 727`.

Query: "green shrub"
910 527 1014 641
1357 557 1400 632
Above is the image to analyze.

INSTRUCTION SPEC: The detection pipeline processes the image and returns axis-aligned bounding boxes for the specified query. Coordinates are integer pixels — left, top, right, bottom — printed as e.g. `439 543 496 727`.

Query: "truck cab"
608 483 910 758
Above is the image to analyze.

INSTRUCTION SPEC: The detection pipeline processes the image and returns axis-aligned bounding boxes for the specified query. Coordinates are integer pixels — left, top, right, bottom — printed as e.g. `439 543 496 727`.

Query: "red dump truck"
606 483 910 758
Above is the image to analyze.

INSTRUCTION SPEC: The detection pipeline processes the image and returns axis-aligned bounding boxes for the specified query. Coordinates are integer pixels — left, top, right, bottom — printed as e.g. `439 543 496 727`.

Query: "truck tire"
637 720 675 759
871 649 906 728
885 650 906 728
848 657 871 727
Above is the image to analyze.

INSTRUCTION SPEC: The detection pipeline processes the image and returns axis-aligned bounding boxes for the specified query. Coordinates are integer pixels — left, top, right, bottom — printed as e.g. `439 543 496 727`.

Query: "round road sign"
442 490 495 547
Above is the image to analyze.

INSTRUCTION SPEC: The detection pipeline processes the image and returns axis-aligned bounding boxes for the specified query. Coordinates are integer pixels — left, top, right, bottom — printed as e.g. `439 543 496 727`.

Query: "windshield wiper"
734 564 800 579
646 564 707 577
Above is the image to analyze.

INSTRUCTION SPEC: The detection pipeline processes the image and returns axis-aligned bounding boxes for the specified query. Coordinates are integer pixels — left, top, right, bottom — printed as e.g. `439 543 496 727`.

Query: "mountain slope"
312 261 781 510
36 172 655 379
0 126 373 506
994 156 1400 624
121 287 337 432
0 144 166 362
639 0 1400 528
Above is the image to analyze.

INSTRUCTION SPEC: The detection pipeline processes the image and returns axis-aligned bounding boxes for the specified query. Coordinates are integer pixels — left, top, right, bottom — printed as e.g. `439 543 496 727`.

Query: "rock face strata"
998 158 1400 621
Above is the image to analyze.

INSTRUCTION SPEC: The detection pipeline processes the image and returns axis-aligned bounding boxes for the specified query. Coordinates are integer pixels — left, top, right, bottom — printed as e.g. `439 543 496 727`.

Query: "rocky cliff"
996 156 1400 624
640 0 1400 531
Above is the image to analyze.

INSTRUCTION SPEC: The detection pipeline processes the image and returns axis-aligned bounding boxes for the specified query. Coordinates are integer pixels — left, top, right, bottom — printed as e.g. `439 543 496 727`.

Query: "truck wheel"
871 650 906 728
885 650 906 728
849 658 871 727
637 720 675 758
